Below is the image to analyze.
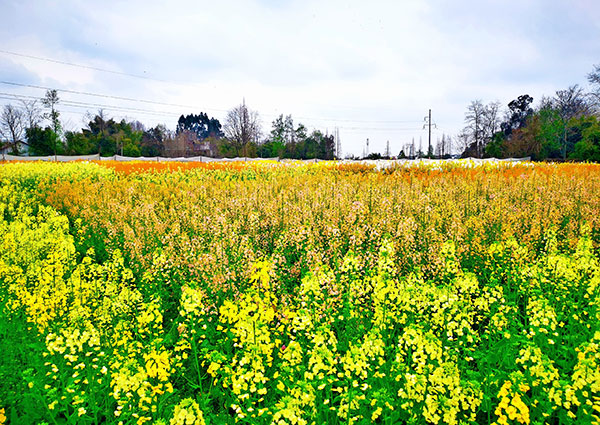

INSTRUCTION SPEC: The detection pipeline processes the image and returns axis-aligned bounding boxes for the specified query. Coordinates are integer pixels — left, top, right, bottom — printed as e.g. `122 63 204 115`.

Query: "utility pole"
385 140 390 158
335 127 341 159
423 109 437 158
366 138 369 157
428 109 432 157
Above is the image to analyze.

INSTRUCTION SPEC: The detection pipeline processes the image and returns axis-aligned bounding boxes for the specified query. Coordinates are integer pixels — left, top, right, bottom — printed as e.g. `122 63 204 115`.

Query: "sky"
1 0 599 156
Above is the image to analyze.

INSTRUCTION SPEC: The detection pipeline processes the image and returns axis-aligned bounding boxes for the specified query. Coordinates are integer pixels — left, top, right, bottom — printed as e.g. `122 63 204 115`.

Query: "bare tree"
461 100 503 157
456 130 472 156
0 104 25 154
588 64 600 109
554 85 591 119
130 120 145 132
554 85 591 158
482 101 501 141
437 133 452 157
223 101 261 157
463 100 486 157
21 99 42 129
538 95 555 111
165 130 189 157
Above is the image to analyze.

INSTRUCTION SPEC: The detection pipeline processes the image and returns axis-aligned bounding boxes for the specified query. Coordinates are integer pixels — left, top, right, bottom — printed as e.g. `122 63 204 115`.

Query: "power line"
335 126 425 131
0 49 165 83
0 80 424 127
1 50 434 127
0 97 183 126
285 115 421 124
0 83 437 140
1 91 427 131
0 80 224 112
0 84 429 132
0 50 426 122
1 81 424 125
0 92 182 118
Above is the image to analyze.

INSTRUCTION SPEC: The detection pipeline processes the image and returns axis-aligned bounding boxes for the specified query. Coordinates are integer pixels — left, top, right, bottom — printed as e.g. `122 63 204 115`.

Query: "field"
0 160 599 425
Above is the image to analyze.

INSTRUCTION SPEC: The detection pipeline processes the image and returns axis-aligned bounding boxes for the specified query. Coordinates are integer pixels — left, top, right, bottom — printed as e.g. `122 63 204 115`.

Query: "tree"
463 100 486 157
270 115 296 144
534 106 563 159
65 131 95 155
130 120 145 132
260 114 309 158
177 113 223 141
501 94 534 136
26 126 62 156
320 132 336 160
365 152 384 160
460 100 501 158
554 85 590 121
292 130 334 160
572 116 600 161
141 124 169 157
42 89 61 136
456 131 470 157
484 132 507 158
482 101 501 141
79 112 143 156
0 104 25 154
554 85 591 158
501 115 549 159
163 130 189 157
21 99 42 129
258 138 285 158
435 134 453 158
223 102 261 157
588 64 600 108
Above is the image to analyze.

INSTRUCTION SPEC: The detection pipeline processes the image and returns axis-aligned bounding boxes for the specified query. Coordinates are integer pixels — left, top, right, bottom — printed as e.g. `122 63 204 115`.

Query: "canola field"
0 160 599 425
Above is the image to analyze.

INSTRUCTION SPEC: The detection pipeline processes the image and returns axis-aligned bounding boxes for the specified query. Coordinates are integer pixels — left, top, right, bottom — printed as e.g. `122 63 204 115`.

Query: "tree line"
458 64 600 160
0 94 336 160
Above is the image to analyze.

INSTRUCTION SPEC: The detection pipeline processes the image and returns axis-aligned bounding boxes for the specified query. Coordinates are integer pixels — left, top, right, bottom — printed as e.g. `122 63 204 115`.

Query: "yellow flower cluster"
493 381 531 425
170 398 206 425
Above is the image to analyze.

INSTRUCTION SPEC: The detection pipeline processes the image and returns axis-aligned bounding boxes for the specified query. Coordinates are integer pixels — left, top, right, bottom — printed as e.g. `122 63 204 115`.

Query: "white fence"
0 153 281 162
0 154 532 168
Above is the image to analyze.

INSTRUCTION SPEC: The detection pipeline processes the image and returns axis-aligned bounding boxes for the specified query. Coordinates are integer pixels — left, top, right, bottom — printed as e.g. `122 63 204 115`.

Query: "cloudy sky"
1 0 599 156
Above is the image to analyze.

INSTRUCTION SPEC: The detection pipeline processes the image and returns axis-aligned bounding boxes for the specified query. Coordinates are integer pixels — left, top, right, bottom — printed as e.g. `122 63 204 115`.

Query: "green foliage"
365 152 385 160
536 107 562 159
83 115 143 157
257 139 286 158
65 131 95 155
485 107 598 161
484 132 506 158
284 129 335 160
572 116 600 161
216 138 240 158
15 105 341 160
26 126 63 156
123 138 142 157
